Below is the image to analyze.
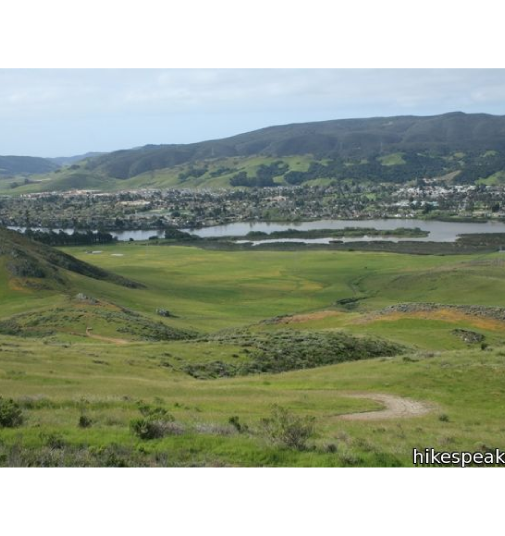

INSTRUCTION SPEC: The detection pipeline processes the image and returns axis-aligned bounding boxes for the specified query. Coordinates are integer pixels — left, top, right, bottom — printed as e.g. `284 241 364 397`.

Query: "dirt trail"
277 310 343 324
340 392 432 421
85 327 130 345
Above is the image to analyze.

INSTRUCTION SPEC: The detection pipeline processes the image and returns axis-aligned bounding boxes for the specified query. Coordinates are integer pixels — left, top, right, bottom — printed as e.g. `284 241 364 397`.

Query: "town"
1 180 503 232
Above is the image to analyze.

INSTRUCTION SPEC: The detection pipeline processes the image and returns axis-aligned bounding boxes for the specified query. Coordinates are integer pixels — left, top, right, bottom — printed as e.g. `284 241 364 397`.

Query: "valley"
1 111 505 467
1 227 505 466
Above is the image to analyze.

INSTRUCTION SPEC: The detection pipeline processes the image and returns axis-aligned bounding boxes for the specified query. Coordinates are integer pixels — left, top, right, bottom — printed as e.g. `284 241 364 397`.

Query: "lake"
185 219 505 243
8 218 505 243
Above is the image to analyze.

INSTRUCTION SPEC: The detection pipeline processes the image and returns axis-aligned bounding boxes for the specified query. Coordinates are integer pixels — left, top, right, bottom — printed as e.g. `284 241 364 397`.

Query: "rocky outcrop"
375 302 505 322
451 329 485 344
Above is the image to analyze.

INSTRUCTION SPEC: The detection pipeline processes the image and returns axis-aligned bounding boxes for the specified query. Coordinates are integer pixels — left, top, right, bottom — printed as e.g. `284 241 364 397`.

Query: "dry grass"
361 309 505 332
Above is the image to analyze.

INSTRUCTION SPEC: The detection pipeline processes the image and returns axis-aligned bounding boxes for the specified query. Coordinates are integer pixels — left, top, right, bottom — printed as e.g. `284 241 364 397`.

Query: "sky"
1 68 505 158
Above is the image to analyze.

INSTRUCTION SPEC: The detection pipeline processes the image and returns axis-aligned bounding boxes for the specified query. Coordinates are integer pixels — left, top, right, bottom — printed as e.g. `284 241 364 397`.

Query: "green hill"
85 112 505 180
1 241 505 466
0 227 142 291
0 155 59 177
80 113 505 185
48 152 105 166
4 112 505 193
0 227 196 342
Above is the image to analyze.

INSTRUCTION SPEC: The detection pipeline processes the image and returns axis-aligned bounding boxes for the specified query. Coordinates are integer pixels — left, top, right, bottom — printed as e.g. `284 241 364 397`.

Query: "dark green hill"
85 112 505 179
0 227 142 290
0 155 59 177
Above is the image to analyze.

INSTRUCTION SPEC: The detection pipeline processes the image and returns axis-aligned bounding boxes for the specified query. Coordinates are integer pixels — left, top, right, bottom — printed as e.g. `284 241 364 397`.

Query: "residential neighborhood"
1 181 503 232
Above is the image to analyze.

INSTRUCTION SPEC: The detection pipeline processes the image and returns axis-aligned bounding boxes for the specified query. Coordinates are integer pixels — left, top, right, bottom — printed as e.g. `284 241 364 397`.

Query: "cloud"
2 68 505 115
0 68 504 155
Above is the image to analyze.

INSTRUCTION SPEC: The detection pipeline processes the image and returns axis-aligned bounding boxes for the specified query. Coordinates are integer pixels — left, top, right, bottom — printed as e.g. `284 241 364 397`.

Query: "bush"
130 403 177 439
78 415 92 428
229 415 249 434
40 432 66 449
259 405 315 450
0 397 23 428
130 416 180 440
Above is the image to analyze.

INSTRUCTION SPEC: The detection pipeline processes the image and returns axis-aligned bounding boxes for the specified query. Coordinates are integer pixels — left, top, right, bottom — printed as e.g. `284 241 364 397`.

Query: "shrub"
438 413 450 422
339 451 362 466
259 405 315 450
131 418 164 440
229 415 249 434
130 416 180 440
137 402 169 418
0 397 23 428
78 415 92 428
40 432 66 449
130 404 177 440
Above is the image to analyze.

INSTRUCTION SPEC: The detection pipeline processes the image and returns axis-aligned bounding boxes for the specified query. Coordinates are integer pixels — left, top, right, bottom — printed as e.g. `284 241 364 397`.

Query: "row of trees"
24 229 117 246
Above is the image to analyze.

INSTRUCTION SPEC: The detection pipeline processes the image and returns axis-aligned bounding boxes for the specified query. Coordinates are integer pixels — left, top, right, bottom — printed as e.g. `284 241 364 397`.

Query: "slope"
6 112 505 193
85 112 505 180
0 227 142 291
0 155 59 177
0 227 194 341
49 152 105 166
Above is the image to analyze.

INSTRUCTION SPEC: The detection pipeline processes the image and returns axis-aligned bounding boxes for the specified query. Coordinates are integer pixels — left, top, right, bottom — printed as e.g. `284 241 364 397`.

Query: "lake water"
8 218 505 243
185 219 505 243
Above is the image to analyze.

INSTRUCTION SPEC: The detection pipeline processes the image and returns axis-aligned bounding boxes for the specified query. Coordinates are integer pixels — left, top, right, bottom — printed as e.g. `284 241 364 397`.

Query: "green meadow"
1 238 505 466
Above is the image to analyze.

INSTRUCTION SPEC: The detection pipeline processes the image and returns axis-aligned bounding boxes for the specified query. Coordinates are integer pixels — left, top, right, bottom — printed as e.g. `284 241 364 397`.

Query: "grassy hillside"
86 112 505 180
0 155 59 177
4 112 505 192
0 228 193 342
49 152 105 166
0 227 142 291
1 238 505 466
0 334 504 467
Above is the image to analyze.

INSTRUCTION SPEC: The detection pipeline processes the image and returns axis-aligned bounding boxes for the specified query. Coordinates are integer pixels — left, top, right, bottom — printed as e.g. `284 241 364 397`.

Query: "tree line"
24 229 117 246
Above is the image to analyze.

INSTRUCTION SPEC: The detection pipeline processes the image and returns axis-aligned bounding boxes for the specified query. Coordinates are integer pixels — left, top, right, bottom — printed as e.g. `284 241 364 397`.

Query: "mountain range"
2 112 505 189
85 112 505 180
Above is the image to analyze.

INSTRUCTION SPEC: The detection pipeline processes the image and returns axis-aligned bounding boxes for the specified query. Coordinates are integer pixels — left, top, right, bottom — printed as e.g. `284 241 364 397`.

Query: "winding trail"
339 392 432 421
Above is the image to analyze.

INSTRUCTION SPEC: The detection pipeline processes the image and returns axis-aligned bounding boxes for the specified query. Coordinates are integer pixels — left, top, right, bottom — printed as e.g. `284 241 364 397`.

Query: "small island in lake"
240 227 430 241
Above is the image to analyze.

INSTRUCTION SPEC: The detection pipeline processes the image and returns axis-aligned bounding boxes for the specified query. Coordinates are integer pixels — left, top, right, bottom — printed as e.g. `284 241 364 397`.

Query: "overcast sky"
1 69 504 157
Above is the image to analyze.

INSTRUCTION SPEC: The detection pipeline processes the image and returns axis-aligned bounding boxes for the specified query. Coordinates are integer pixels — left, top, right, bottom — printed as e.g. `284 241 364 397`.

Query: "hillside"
0 227 198 343
85 111 505 179
4 112 505 193
1 241 505 466
88 113 505 179
49 152 105 166
0 227 141 290
0 155 59 177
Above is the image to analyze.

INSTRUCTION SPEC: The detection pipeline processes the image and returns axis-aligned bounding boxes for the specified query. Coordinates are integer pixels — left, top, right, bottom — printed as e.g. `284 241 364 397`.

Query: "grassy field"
378 152 406 166
60 245 505 332
1 240 505 466
1 335 504 466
